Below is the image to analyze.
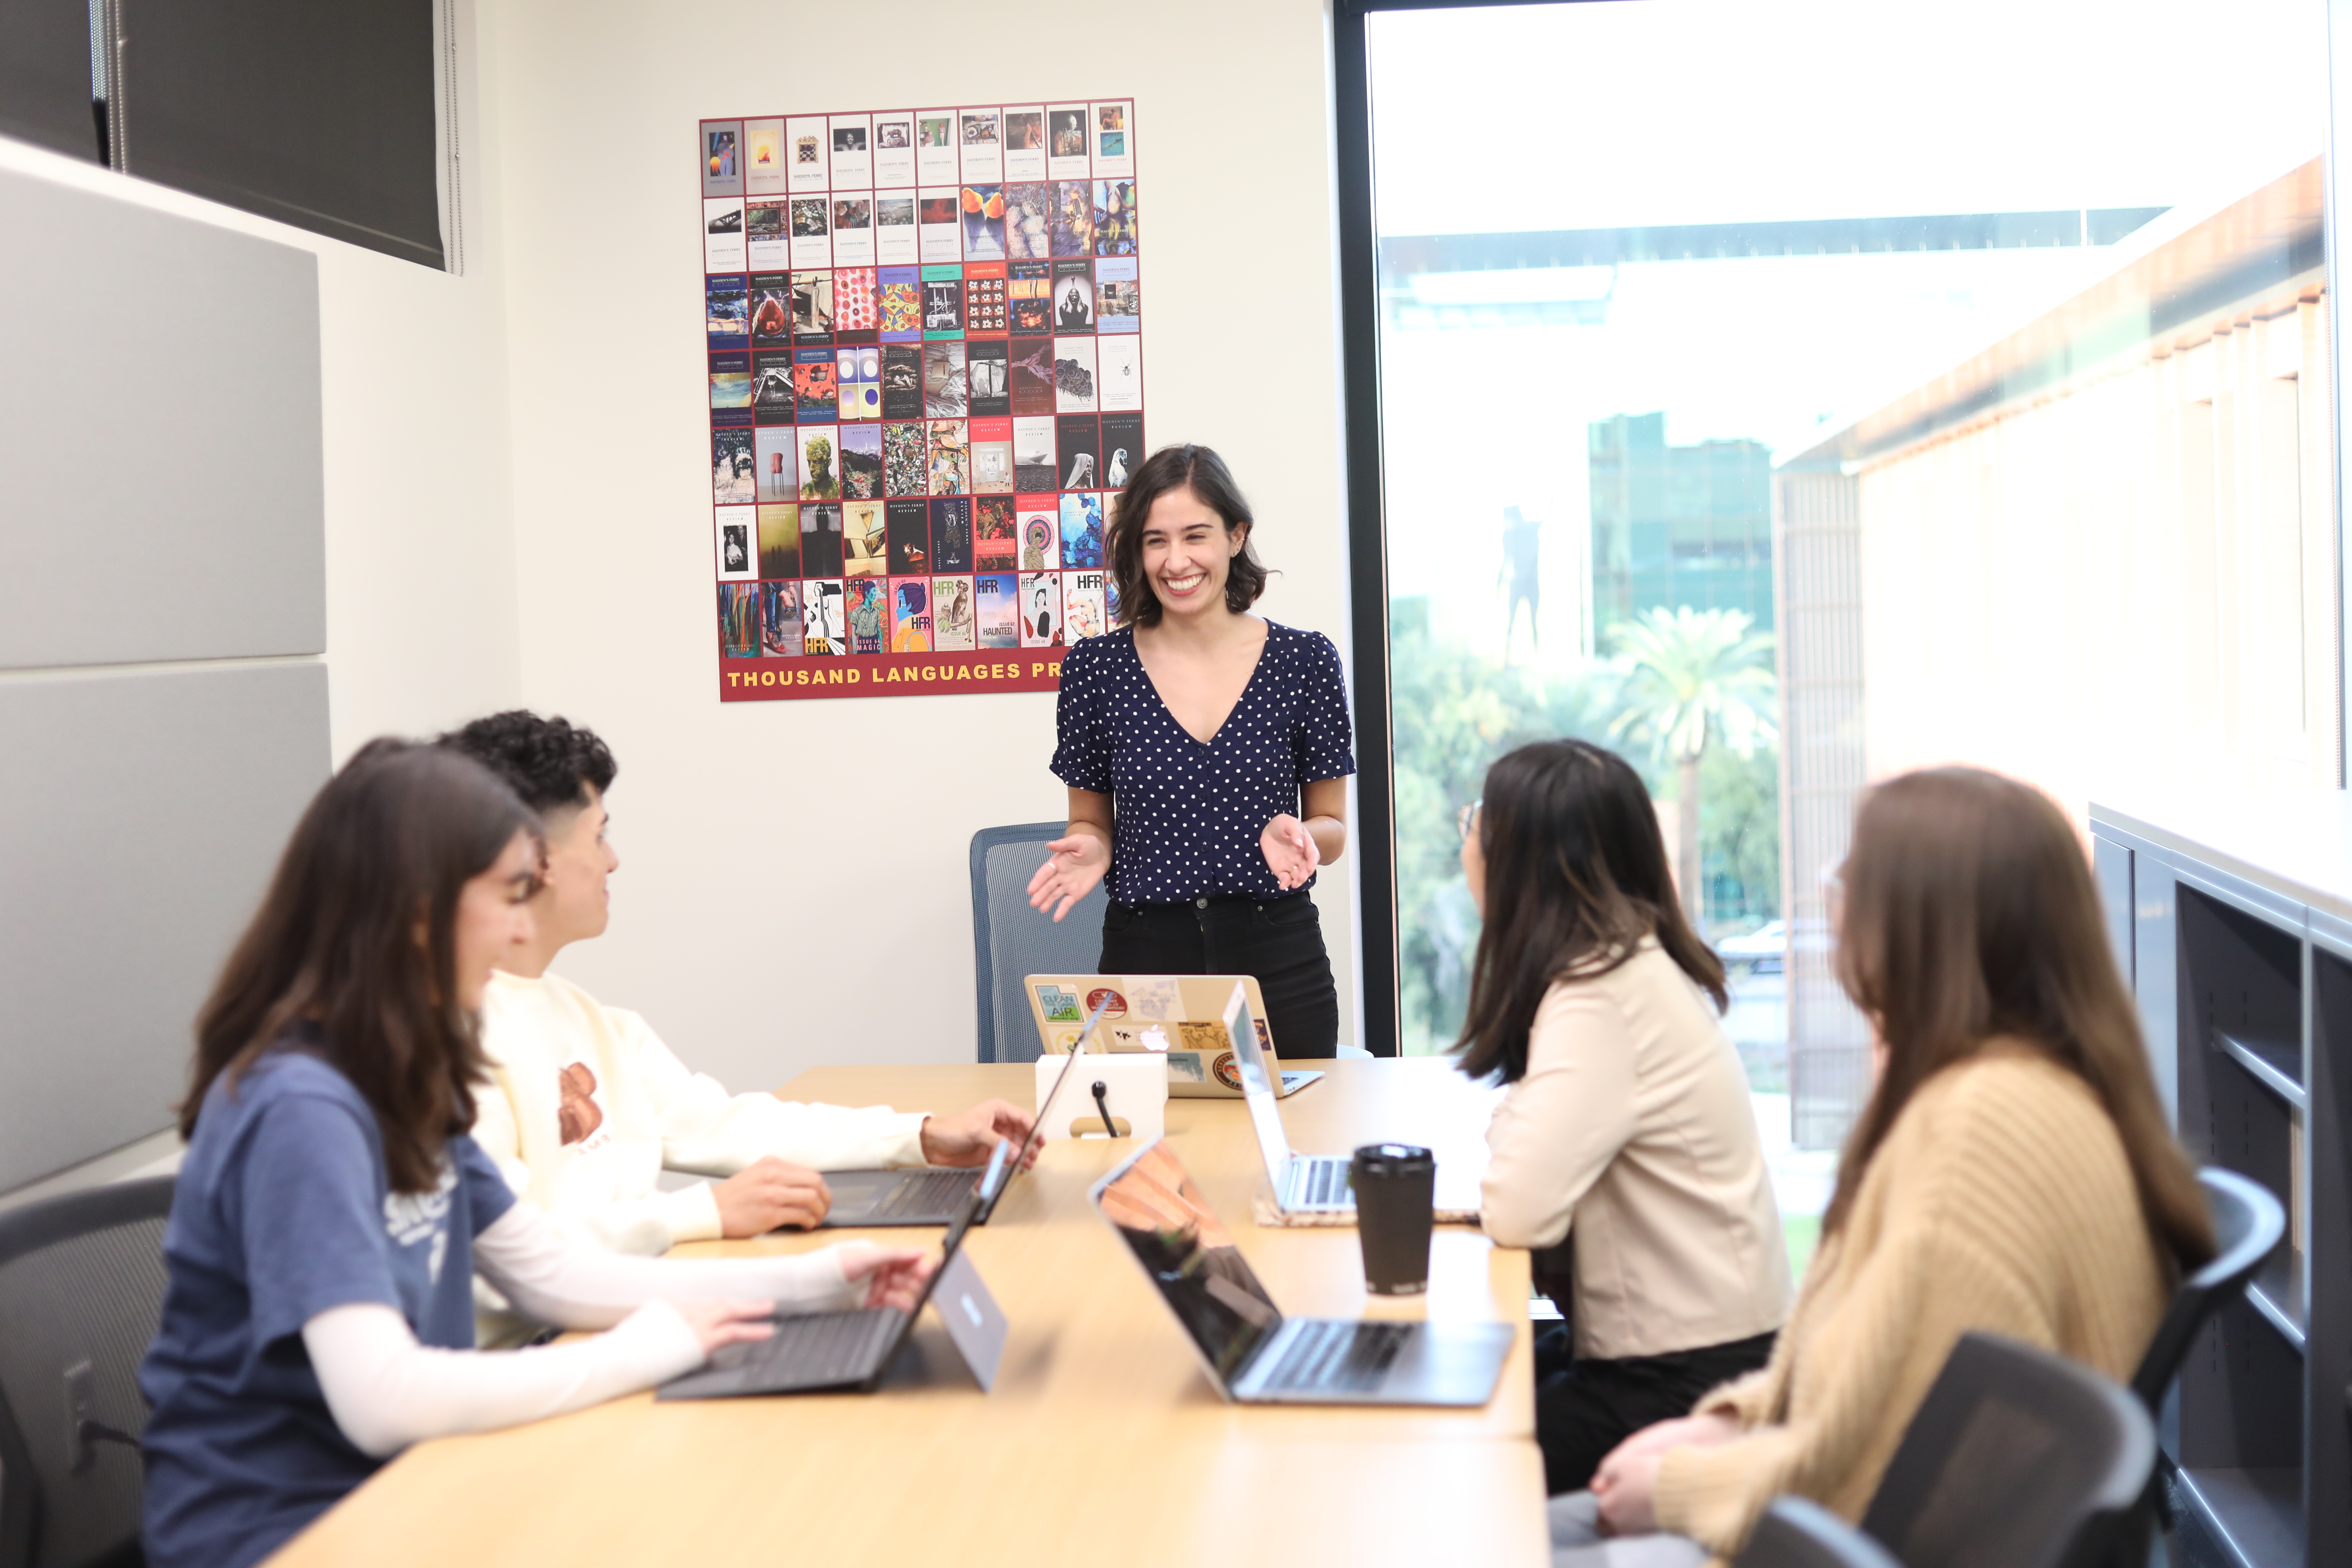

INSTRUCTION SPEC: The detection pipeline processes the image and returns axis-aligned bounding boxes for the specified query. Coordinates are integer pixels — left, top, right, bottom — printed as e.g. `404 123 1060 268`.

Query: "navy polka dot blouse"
1051 621 1357 903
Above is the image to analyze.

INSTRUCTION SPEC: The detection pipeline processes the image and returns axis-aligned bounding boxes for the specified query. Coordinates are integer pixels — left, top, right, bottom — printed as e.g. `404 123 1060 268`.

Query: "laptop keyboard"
877 1168 979 1218
1299 1158 1353 1208
723 1306 903 1385
1262 1319 1411 1394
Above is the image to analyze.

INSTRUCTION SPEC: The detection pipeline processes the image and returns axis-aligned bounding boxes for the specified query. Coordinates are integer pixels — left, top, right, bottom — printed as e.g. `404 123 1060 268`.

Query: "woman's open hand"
1261 813 1320 890
1027 831 1109 921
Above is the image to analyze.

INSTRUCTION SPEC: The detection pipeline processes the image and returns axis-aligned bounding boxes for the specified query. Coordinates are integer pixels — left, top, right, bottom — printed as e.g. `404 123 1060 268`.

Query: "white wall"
480 0 1359 1090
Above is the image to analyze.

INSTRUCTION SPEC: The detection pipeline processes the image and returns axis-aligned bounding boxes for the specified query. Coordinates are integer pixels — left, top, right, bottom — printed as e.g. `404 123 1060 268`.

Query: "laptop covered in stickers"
1021 973 1322 1098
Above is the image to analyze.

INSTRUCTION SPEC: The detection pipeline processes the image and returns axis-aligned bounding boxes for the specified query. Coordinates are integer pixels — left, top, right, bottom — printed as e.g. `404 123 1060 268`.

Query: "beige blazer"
1480 938 1790 1360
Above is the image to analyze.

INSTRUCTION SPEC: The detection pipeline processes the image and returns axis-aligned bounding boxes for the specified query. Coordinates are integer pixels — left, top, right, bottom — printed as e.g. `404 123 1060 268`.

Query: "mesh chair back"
1738 1498 1904 1568
0 1177 176 1568
970 823 1110 1062
1860 1332 2155 1568
2127 1167 2284 1412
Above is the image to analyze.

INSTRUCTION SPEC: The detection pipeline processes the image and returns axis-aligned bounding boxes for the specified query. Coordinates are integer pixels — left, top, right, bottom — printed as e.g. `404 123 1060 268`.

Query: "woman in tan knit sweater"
1552 766 2215 1566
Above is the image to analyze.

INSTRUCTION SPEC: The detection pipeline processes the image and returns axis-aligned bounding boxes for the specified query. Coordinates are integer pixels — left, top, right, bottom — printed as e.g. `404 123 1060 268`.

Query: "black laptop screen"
1099 1142 1282 1380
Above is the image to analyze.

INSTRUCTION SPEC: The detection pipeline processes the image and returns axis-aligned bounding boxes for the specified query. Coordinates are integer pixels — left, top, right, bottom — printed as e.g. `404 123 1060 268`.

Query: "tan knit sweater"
1652 1046 2170 1555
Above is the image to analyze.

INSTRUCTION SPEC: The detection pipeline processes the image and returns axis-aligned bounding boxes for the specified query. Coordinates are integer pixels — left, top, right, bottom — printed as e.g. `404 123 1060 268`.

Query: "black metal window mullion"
1330 0 1609 1057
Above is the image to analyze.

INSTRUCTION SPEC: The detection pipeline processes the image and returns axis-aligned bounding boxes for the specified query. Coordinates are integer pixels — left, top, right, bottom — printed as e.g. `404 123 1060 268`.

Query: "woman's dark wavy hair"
1106 443 1268 627
1822 768 2214 1267
180 740 541 1194
1454 740 1724 1084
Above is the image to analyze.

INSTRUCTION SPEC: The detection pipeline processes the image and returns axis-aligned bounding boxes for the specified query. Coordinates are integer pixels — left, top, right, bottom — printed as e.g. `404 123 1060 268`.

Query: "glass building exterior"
1587 412 1774 641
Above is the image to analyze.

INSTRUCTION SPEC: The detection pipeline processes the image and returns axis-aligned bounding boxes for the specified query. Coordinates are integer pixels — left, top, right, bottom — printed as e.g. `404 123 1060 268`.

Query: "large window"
1345 0 2334 1160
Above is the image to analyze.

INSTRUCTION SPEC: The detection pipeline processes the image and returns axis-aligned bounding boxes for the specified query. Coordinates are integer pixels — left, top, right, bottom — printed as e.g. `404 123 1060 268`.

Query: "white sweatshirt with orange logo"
470 969 929 1342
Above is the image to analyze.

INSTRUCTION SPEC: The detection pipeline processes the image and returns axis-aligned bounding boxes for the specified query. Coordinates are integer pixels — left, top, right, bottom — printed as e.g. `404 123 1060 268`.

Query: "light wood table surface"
272 1059 1546 1568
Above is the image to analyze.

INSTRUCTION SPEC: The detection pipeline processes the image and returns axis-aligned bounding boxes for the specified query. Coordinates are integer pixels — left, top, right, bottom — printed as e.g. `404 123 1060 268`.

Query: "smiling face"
1138 484 1241 624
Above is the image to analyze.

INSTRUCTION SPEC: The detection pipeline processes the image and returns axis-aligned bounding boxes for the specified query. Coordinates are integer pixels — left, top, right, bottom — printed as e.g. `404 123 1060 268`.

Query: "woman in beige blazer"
1459 740 1790 1496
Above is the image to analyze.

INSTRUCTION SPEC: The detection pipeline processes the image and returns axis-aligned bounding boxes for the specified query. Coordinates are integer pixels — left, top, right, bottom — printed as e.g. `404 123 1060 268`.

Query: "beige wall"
479 0 1360 1090
1854 198 2336 820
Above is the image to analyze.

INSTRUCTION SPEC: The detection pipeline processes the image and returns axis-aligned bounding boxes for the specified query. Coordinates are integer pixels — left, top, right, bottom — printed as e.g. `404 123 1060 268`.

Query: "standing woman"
1028 444 1354 1057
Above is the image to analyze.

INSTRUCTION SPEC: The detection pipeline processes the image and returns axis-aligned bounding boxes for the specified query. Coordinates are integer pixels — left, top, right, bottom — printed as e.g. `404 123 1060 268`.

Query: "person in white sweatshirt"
439 712 1032 1342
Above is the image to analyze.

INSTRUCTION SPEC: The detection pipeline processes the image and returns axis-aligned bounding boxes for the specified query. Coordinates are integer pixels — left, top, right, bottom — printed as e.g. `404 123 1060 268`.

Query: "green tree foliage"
1606 608 1777 927
1388 615 1779 1055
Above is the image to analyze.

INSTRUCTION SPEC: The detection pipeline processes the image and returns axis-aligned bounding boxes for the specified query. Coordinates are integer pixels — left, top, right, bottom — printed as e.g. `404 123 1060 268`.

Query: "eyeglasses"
1456 800 1482 842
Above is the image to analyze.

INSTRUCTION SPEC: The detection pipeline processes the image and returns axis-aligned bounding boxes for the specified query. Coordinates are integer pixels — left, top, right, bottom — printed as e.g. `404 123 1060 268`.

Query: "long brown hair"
1455 740 1726 1084
1106 444 1268 628
1823 767 2214 1266
181 740 540 1194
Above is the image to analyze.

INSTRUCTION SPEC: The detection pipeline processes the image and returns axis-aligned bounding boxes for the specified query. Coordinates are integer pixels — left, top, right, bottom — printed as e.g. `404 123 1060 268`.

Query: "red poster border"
701 98 1137 703
719 647 1064 702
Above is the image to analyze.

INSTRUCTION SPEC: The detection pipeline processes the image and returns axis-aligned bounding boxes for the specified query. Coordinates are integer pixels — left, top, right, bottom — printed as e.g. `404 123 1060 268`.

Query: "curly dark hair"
1106 444 1268 628
436 710 617 814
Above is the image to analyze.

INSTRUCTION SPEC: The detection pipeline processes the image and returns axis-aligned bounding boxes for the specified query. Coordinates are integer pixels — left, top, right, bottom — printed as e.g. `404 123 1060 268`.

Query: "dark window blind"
119 0 443 268
0 0 103 162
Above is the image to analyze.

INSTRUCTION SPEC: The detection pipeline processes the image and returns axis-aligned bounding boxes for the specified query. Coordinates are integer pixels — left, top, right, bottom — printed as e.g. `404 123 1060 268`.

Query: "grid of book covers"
701 102 1142 703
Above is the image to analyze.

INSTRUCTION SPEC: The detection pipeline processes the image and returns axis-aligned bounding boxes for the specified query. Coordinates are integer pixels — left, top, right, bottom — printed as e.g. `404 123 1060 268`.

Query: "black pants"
1534 1327 1777 1495
1098 892 1340 1058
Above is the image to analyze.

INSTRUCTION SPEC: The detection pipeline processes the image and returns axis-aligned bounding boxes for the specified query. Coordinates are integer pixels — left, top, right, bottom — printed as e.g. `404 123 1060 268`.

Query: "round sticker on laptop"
1085 988 1127 1018
1212 1050 1241 1091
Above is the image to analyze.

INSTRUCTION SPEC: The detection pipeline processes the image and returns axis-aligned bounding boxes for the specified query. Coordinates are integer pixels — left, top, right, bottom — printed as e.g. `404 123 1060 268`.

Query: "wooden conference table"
272 1059 1547 1568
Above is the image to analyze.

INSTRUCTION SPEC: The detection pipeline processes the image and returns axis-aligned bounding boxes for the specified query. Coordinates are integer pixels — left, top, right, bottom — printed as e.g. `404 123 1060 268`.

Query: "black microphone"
1091 1079 1121 1138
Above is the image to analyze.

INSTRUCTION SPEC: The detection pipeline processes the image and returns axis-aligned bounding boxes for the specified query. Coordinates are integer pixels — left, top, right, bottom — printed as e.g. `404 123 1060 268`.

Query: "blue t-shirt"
1051 621 1356 902
139 1045 516 1568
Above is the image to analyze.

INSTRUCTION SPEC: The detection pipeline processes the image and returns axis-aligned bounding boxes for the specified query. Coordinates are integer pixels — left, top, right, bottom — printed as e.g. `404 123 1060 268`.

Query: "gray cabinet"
2092 799 2352 1568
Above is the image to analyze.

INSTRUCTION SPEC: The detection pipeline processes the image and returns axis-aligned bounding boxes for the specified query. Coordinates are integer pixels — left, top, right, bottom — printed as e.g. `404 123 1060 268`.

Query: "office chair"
0 1176 176 1568
1738 1498 1904 1568
2118 1167 2284 1567
970 822 1109 1062
1859 1331 2156 1568
2128 1168 2284 1412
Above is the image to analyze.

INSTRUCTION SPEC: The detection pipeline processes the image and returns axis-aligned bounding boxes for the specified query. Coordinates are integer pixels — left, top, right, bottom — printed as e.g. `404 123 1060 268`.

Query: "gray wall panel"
0 166 325 668
0 663 329 1189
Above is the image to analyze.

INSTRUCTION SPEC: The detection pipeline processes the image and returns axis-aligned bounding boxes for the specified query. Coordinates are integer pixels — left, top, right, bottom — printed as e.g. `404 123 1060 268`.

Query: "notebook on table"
660 1140 1012 1399
1022 972 1323 1098
821 995 1112 1226
1091 1138 1511 1406
1224 982 1483 1228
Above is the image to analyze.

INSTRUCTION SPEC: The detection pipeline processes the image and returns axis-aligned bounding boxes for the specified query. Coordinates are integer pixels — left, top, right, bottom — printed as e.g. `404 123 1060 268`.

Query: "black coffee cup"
1351 1143 1436 1295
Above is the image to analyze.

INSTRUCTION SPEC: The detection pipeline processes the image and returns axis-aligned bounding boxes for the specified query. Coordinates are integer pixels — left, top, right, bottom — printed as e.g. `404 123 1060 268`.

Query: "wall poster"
700 100 1142 702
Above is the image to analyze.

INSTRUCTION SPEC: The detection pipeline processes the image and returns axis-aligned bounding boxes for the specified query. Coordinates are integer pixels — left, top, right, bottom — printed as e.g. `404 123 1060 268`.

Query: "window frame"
1331 0 1617 1056
1335 0 2352 1058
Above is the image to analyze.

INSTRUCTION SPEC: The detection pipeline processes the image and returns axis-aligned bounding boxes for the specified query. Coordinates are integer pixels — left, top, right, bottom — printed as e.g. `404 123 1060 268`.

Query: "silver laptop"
1091 1139 1512 1406
1225 983 1483 1223
823 996 1111 1227
660 1139 1011 1399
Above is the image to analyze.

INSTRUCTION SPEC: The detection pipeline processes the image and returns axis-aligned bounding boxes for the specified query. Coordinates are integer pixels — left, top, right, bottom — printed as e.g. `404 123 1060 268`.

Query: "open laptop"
822 996 1110 1227
659 1139 1013 1400
1226 983 1482 1225
1092 1139 1512 1406
1022 973 1322 1098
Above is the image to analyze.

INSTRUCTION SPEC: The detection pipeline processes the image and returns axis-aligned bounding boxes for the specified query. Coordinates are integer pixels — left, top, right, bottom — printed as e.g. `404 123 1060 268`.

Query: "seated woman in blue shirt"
139 741 929 1568
1028 444 1356 1056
